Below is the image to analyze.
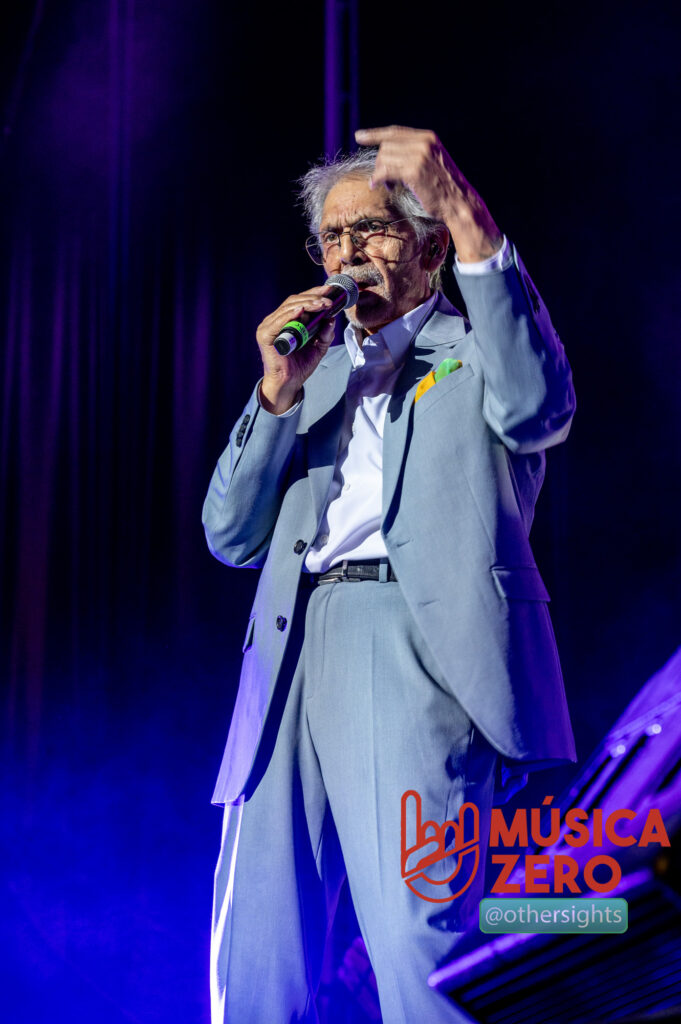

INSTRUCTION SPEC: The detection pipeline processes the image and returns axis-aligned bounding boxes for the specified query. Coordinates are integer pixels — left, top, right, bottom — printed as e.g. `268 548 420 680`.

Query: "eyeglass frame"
304 217 417 266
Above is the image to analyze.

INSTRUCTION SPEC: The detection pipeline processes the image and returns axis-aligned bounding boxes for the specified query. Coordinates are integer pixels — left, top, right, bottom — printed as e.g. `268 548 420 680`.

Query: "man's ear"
422 225 451 272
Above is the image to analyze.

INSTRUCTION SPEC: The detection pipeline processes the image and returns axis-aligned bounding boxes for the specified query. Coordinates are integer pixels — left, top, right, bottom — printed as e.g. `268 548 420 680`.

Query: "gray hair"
297 148 448 288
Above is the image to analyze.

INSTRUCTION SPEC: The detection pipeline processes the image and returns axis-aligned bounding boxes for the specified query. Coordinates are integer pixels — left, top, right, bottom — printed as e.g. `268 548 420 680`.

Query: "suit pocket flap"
491 566 550 601
242 615 256 652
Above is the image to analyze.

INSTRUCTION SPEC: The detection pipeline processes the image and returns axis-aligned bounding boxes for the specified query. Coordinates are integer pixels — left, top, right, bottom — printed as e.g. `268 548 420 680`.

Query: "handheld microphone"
273 273 360 356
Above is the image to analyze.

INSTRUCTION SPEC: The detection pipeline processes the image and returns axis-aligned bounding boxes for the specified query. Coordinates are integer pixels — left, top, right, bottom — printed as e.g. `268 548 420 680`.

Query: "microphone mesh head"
325 273 359 307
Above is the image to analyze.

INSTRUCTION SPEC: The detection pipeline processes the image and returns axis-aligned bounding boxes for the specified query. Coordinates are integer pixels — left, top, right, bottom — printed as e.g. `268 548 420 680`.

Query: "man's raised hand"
355 125 503 263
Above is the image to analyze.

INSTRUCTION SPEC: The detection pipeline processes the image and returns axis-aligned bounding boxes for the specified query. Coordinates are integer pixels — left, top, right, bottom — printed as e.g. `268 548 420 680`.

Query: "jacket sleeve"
202 382 302 568
454 243 576 453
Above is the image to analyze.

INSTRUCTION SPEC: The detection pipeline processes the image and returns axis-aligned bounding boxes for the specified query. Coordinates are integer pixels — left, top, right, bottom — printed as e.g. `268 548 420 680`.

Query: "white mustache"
342 268 383 287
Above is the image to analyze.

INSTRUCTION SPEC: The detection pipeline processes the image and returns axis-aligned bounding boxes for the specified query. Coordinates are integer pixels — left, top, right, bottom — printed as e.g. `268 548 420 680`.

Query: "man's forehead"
320 176 394 228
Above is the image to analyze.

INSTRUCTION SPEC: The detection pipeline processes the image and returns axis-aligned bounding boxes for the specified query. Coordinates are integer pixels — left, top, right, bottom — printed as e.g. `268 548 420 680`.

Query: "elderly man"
203 125 576 1023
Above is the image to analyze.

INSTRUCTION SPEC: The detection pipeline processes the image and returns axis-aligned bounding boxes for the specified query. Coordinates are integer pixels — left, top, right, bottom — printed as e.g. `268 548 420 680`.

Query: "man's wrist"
258 379 303 416
444 194 503 263
455 235 512 276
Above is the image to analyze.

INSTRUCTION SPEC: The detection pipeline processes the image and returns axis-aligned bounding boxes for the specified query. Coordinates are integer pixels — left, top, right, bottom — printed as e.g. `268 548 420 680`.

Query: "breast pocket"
413 363 476 419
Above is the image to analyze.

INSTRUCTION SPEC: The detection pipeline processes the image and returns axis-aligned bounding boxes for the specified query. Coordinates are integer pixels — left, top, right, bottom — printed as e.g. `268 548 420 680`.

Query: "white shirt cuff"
455 235 512 275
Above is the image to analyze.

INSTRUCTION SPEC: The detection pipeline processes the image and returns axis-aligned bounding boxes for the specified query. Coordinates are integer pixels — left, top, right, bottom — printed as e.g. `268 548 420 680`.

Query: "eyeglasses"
305 217 415 265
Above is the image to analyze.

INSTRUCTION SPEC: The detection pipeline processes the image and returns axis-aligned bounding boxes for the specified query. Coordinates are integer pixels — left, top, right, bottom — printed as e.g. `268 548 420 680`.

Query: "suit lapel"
382 295 469 521
302 346 352 528
301 295 469 532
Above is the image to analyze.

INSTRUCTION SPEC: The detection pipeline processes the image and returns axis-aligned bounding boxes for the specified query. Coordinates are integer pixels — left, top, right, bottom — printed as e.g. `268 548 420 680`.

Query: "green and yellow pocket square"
415 358 463 402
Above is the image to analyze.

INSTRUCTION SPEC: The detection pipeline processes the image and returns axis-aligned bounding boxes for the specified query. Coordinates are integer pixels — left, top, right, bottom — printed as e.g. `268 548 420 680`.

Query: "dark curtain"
0 2 323 1019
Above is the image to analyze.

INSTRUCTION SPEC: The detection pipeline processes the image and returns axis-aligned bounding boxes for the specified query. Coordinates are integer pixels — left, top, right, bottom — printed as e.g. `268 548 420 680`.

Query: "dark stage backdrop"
1 1 680 1021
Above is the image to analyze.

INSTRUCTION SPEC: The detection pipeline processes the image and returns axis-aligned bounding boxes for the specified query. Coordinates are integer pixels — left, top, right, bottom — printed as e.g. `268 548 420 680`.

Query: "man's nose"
339 230 367 266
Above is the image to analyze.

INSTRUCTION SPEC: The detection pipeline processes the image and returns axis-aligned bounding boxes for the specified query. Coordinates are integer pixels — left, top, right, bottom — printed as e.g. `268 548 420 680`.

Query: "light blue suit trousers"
211 577 496 1023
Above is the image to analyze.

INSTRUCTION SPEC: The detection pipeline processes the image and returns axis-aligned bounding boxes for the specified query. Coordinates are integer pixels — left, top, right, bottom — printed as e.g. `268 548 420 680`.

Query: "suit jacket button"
276 615 287 631
293 540 306 554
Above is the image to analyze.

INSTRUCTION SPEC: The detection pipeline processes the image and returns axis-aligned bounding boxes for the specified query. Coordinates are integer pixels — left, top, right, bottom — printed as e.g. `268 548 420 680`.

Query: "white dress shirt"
261 240 513 574
304 292 439 573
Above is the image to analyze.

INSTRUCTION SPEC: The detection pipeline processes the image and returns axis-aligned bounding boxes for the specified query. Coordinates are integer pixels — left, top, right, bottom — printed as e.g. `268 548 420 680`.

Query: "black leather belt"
307 559 398 585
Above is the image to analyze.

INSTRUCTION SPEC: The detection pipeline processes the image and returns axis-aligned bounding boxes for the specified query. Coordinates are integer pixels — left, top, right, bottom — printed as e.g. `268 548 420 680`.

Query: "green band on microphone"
282 320 309 347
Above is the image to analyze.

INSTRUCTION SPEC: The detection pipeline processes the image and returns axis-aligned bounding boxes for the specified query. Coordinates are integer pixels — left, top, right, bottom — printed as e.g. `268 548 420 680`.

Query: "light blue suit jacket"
203 245 577 806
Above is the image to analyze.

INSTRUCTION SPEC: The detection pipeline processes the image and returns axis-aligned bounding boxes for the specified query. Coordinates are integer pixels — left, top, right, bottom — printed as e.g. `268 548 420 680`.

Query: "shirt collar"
343 291 439 370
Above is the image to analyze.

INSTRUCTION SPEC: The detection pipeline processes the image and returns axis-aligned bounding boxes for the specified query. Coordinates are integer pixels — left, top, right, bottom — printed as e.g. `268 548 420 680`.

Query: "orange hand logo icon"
400 790 480 903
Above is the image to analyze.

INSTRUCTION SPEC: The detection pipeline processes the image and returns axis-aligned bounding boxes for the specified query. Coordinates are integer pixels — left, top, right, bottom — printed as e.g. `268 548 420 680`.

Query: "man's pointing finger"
355 125 411 144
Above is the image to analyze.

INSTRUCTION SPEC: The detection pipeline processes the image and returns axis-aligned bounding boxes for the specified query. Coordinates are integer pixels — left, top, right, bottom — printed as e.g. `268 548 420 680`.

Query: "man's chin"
344 292 387 332
346 312 379 333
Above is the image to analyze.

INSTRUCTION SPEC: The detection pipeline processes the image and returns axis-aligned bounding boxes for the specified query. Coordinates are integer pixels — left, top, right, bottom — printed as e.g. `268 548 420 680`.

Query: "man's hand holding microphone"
256 275 357 416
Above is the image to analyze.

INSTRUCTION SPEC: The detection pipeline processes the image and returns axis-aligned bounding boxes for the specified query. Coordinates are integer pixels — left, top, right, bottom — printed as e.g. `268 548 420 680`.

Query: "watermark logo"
400 790 480 903
480 897 628 934
401 789 670 905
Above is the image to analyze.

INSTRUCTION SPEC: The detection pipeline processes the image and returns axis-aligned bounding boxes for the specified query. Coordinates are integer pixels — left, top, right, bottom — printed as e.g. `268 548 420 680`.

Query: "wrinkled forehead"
319 174 397 231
